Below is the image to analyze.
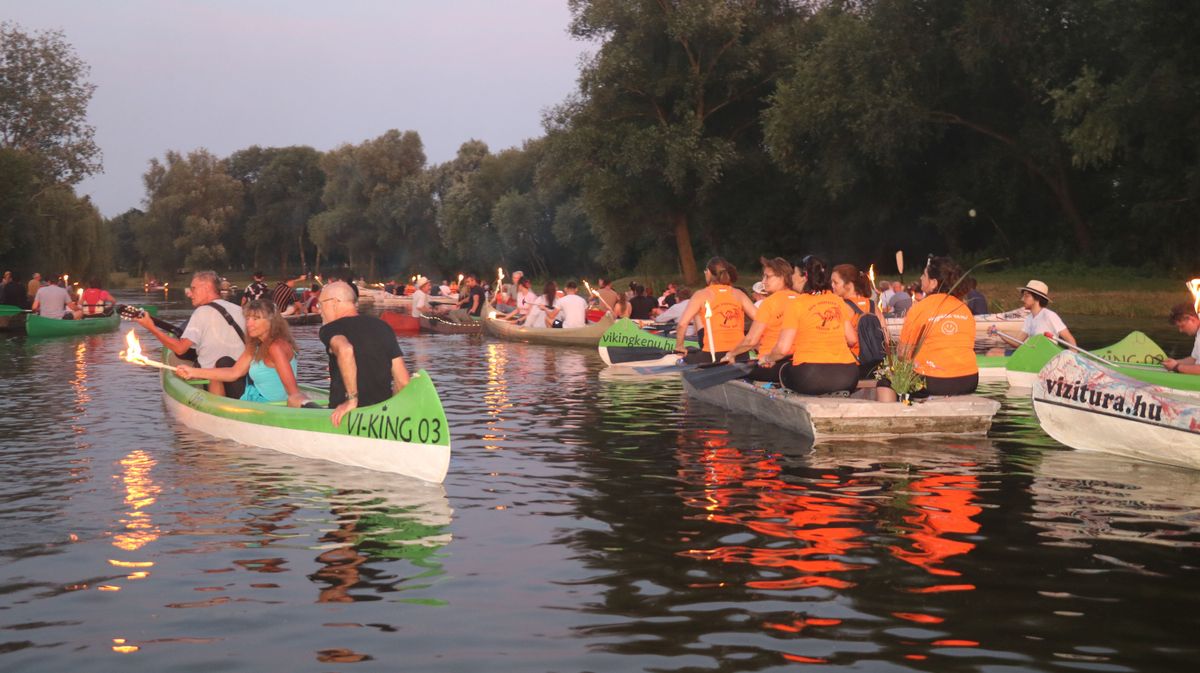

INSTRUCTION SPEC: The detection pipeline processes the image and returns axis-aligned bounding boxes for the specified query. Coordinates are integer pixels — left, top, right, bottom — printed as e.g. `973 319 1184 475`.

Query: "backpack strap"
844 298 866 315
205 301 246 342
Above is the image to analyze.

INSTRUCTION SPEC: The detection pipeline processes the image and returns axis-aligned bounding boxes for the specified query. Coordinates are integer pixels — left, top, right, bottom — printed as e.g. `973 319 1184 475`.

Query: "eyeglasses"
763 272 779 279
318 298 340 308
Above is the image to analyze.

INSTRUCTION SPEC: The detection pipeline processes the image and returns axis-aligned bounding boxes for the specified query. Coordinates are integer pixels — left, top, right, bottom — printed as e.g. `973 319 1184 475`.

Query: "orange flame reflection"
1187 278 1200 313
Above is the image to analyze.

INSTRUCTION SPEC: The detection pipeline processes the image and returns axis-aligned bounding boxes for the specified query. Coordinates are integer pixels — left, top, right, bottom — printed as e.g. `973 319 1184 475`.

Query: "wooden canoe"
684 377 999 441
418 315 482 335
483 306 615 347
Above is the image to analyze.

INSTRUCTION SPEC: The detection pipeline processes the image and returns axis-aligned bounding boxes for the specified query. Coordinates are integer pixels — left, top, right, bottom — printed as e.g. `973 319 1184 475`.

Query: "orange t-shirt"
898 294 978 378
702 285 745 353
784 291 856 365
756 290 799 356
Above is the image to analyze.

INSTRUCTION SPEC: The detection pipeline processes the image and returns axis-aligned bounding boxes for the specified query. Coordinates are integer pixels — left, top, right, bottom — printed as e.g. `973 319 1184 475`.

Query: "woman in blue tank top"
177 300 306 406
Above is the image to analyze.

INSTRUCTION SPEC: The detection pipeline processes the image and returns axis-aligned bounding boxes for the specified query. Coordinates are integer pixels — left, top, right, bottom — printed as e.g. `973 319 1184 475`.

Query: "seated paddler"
673 256 757 364
721 257 799 382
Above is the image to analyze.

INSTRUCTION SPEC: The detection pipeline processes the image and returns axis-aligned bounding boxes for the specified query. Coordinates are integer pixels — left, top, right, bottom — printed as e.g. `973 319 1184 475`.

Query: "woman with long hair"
832 263 888 377
758 256 860 395
673 257 758 364
176 299 307 406
898 256 978 396
611 288 632 319
721 257 798 381
523 280 559 328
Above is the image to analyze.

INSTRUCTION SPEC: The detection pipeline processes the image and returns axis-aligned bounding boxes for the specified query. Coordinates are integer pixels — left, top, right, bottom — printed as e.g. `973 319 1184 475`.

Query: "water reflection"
112 450 161 553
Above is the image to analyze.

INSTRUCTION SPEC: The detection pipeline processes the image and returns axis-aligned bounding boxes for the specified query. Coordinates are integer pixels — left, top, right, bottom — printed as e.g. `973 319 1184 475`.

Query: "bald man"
317 281 411 426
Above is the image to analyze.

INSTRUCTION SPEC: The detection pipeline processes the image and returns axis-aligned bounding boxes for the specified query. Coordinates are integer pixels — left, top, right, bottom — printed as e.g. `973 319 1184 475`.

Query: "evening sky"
4 1 591 216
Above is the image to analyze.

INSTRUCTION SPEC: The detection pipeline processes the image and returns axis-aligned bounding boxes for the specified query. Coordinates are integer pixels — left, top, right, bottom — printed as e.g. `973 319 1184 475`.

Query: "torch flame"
1188 278 1200 313
119 330 176 371
583 280 594 296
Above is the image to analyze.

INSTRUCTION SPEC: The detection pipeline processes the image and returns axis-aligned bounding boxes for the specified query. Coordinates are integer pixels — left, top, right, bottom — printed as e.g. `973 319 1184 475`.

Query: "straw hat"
752 281 766 295
414 275 431 288
1018 279 1051 302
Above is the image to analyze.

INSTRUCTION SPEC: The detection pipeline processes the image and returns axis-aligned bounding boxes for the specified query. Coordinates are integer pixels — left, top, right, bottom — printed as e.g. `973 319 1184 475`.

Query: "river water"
1 292 1198 672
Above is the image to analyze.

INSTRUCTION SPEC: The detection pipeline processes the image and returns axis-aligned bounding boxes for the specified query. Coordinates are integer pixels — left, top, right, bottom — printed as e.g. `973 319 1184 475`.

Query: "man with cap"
1163 303 1200 375
1015 280 1076 346
751 281 768 307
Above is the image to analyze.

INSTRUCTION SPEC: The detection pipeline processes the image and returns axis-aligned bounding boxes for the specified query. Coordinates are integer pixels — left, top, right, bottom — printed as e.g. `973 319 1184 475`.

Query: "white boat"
887 308 1027 350
161 350 452 483
684 378 1000 442
1032 351 1200 470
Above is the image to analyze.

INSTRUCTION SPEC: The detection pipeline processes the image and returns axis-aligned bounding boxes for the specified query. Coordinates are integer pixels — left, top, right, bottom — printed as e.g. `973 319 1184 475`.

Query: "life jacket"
703 284 745 353
80 288 112 316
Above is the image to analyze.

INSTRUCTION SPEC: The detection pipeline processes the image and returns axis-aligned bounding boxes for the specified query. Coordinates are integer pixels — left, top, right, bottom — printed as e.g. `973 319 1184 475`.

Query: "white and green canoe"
1003 332 1165 388
161 350 451 483
598 318 698 367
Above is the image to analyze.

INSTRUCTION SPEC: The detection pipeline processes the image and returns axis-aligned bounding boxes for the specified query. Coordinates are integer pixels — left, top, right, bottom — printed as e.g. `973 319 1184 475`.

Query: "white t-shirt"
523 297 552 329
182 300 247 368
655 299 696 336
1022 308 1068 339
557 293 588 328
1191 331 1200 362
438 283 451 296
880 289 895 305
411 289 430 316
516 289 538 316
34 284 72 317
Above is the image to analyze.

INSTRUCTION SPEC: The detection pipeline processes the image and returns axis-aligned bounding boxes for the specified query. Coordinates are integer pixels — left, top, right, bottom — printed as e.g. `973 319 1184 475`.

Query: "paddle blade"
895 250 905 275
0 304 28 317
682 362 755 390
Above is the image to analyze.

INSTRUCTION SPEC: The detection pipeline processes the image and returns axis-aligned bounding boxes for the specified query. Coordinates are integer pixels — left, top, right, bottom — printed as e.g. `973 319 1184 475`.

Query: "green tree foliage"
107 208 145 274
312 130 431 279
0 23 101 185
140 149 242 275
549 0 801 283
228 145 325 272
29 186 111 281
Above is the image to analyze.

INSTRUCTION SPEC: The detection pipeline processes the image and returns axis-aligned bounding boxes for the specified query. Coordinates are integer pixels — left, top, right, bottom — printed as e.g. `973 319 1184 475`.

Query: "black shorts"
781 362 859 396
920 373 978 397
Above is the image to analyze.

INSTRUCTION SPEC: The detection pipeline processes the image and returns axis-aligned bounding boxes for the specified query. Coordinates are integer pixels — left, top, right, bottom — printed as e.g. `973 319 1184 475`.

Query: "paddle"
896 250 905 284
682 361 756 390
0 304 31 317
1043 333 1166 371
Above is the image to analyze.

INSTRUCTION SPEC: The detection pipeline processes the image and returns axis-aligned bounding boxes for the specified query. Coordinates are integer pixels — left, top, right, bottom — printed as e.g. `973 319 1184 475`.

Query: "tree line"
4 1 1198 287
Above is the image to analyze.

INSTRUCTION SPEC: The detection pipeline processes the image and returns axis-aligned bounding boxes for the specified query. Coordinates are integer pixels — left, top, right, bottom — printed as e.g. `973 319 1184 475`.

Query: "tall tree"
140 149 242 274
0 23 101 186
550 0 801 283
764 0 1105 252
246 146 325 272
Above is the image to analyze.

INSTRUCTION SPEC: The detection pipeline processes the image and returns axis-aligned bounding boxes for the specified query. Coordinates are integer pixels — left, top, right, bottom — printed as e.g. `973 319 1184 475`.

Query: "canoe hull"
598 318 696 366
25 312 119 337
484 308 615 347
419 315 482 335
162 353 451 483
1032 351 1200 470
684 378 999 441
380 310 421 334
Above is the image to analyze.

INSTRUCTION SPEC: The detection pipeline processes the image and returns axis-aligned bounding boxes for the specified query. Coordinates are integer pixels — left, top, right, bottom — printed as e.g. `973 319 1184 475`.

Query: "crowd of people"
0 271 116 320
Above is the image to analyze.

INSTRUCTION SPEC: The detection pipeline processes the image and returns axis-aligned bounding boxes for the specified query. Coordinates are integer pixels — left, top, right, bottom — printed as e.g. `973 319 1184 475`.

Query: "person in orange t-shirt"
674 256 757 364
898 256 978 396
722 257 799 381
758 256 860 395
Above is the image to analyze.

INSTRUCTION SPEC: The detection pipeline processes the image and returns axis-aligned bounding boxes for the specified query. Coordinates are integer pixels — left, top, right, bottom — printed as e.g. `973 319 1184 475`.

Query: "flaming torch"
1188 278 1200 313
496 267 505 302
868 264 879 311
704 301 716 363
118 329 177 371
583 280 613 314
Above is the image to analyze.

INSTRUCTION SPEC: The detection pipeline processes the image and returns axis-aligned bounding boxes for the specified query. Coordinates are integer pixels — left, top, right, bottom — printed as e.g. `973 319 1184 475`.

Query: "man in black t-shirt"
317 281 411 426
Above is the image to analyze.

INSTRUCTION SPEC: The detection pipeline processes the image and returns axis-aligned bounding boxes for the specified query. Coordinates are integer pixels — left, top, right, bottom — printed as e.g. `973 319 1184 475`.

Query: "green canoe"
598 318 699 367
160 350 451 483
1006 331 1166 387
25 312 120 337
